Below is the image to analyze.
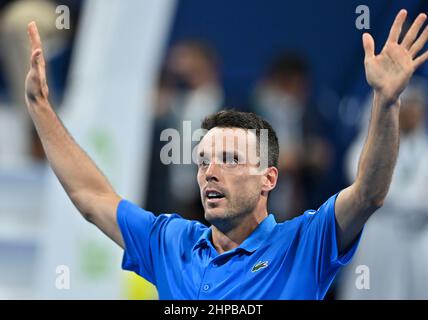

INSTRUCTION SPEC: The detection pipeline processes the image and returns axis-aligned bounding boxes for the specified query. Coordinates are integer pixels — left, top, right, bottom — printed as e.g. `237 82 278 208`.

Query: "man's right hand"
25 21 49 109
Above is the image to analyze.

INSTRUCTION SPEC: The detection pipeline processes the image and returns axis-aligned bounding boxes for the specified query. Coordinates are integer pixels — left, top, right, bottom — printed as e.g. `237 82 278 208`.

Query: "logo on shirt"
251 261 269 272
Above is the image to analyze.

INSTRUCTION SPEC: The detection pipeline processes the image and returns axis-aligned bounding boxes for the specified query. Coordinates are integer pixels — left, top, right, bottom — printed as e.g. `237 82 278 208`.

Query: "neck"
211 208 268 254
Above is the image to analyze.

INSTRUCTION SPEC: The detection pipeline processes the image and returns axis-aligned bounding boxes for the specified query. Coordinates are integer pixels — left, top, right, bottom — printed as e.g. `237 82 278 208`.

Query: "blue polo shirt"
117 193 362 299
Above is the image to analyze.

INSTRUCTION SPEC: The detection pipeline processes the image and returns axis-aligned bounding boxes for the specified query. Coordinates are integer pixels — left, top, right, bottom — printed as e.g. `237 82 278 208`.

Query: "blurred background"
0 0 428 299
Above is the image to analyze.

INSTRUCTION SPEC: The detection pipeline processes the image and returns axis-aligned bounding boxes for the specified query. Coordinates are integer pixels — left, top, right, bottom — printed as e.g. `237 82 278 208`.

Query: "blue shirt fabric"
117 192 362 300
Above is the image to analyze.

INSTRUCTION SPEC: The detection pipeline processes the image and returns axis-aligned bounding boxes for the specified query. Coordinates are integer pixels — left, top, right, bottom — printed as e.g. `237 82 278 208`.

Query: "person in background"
251 53 332 221
338 77 428 299
150 40 224 220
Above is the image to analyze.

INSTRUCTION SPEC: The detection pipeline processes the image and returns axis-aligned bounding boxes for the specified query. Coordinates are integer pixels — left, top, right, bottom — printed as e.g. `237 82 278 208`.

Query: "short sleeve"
116 199 202 286
300 193 363 284
116 199 157 283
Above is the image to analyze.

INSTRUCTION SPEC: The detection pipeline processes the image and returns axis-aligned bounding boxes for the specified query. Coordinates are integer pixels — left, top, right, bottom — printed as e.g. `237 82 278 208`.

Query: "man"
25 10 428 299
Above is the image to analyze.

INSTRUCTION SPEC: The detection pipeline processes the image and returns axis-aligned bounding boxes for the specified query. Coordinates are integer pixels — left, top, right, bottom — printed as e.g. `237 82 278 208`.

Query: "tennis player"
24 9 428 299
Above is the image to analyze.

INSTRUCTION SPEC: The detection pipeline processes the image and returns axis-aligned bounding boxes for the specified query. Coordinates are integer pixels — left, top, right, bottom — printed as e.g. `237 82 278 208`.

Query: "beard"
203 189 260 233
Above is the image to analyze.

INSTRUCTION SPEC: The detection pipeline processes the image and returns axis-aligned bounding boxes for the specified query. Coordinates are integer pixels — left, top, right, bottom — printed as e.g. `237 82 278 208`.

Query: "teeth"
207 191 224 198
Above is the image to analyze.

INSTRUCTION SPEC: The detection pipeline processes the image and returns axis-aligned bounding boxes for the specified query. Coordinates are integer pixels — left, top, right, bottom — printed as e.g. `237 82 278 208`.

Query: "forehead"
198 127 257 154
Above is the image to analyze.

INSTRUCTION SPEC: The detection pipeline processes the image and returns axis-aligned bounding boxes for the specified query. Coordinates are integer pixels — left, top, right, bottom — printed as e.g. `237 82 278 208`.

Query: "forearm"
335 10 428 251
28 101 118 214
355 91 400 207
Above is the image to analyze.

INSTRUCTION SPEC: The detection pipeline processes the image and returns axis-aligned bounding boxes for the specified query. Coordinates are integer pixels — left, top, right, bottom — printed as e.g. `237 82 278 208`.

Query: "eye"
223 154 239 166
228 157 239 164
198 158 210 168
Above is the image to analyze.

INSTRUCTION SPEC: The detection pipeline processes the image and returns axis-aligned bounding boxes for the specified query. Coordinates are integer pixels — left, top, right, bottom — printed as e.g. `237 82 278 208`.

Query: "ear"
261 166 278 194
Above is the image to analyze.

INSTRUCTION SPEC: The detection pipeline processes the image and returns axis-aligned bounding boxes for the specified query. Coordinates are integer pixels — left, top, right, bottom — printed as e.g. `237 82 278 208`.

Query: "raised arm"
335 10 428 252
25 22 124 248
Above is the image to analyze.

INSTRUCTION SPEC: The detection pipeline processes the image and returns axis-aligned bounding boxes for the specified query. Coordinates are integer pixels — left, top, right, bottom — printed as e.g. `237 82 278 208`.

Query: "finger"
414 50 428 69
387 9 408 44
27 21 42 53
31 49 42 67
30 49 47 80
410 25 428 58
401 13 427 49
363 33 375 59
30 48 45 70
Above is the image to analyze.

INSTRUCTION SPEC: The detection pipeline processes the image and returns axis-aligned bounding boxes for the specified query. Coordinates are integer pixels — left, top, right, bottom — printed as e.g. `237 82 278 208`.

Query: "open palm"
363 10 428 102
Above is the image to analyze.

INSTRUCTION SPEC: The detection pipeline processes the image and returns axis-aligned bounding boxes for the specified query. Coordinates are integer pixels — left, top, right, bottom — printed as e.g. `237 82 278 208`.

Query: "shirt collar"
192 227 212 251
192 214 277 253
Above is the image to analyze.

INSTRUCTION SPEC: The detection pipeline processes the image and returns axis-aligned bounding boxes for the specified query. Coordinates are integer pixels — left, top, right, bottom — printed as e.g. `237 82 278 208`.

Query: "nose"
205 163 220 182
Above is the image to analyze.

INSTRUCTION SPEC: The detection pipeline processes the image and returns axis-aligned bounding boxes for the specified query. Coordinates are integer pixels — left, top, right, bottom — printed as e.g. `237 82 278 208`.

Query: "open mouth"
205 189 225 203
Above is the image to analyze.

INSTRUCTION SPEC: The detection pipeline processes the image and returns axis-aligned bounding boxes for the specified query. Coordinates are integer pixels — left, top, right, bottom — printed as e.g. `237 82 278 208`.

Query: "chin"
204 207 229 224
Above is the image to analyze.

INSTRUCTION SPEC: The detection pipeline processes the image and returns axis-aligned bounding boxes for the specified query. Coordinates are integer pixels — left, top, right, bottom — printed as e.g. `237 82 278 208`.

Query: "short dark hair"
201 109 279 168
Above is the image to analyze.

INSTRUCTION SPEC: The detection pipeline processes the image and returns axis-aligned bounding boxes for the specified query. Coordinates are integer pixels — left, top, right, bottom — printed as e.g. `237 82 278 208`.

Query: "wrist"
27 99 53 116
373 90 401 108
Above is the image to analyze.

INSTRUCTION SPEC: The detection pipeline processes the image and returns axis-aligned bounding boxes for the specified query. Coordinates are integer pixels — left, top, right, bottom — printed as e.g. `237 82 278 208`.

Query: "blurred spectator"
0 0 80 167
145 40 224 220
144 68 176 214
338 77 428 299
251 52 332 220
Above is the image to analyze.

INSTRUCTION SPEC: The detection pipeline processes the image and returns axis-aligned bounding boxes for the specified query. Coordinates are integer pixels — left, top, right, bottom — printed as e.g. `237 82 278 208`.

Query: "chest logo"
251 260 269 272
